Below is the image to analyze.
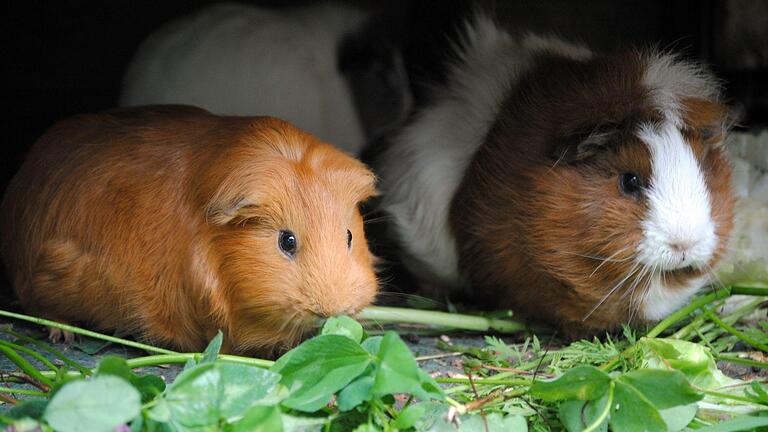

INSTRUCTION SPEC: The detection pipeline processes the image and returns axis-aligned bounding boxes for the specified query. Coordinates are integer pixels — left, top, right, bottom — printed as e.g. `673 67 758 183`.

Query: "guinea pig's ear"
682 98 733 146
352 170 379 204
205 197 255 226
553 124 619 164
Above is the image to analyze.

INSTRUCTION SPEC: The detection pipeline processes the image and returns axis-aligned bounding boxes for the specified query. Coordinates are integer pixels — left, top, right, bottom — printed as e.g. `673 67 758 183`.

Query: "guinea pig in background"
0 105 378 355
120 2 371 155
377 14 736 337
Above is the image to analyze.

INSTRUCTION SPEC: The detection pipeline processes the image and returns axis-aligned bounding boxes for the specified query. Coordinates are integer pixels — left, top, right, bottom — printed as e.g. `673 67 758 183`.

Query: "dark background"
2 0 767 305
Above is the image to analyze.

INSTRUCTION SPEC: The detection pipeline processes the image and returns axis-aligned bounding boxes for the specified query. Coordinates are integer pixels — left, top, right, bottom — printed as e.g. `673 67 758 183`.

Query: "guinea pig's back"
0 106 216 335
120 2 367 155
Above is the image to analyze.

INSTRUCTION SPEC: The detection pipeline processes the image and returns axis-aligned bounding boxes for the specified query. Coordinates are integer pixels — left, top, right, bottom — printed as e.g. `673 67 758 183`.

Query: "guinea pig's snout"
655 226 717 271
310 303 360 319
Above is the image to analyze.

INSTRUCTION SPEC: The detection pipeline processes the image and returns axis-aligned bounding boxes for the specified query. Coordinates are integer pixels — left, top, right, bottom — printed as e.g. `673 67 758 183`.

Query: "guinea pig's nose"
668 240 695 253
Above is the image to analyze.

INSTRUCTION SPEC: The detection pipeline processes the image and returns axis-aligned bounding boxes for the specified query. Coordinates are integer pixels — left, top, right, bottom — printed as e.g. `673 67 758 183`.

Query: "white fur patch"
641 274 710 321
637 122 717 319
642 52 721 126
121 3 367 155
378 16 590 288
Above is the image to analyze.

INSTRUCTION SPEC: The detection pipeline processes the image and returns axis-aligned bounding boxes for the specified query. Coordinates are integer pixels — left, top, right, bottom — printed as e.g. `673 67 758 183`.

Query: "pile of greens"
0 284 766 431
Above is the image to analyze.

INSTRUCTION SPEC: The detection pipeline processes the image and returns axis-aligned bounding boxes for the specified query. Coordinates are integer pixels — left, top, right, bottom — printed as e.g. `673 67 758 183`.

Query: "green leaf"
156 362 281 428
337 376 374 411
691 415 768 432
393 404 425 430
96 355 165 403
133 374 166 404
746 381 768 405
427 413 526 432
531 366 611 401
232 405 283 432
95 356 132 380
352 423 380 432
201 331 224 364
2 399 48 421
617 369 702 409
371 331 422 397
610 380 666 432
417 369 445 400
638 338 738 390
559 392 609 432
361 336 382 355
280 414 326 432
44 375 141 432
271 334 371 412
322 316 364 343
658 403 697 431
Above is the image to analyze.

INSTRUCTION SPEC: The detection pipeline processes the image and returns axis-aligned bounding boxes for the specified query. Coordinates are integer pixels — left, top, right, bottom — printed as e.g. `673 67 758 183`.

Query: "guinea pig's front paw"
47 327 77 345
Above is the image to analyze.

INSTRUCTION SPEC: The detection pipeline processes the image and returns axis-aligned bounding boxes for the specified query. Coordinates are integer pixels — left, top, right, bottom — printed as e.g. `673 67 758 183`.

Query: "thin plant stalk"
125 353 274 369
0 386 48 398
435 377 531 386
715 353 768 369
704 311 768 352
357 306 525 333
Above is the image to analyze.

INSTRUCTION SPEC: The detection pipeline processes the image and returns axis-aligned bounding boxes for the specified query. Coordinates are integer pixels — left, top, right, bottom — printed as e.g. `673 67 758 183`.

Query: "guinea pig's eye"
619 172 643 198
347 229 352 250
278 230 297 258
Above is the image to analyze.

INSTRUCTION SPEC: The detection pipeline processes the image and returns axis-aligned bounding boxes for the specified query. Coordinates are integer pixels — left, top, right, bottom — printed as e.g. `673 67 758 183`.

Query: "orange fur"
1 105 378 355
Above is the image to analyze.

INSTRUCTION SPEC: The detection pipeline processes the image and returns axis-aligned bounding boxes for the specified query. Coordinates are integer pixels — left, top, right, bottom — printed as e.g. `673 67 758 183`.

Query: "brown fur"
1 105 378 355
451 52 734 337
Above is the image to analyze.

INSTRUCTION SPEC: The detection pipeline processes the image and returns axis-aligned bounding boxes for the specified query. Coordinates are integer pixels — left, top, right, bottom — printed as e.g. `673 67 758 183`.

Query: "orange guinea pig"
0 105 379 355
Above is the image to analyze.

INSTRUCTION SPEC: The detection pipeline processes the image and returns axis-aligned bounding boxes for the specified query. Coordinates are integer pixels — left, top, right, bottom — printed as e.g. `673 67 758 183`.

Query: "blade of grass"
0 339 58 372
1 327 92 376
0 309 177 355
0 344 52 388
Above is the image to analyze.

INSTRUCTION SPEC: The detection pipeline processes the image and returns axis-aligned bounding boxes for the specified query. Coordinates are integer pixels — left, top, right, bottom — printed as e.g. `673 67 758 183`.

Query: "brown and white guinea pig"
0 105 378 355
377 15 735 337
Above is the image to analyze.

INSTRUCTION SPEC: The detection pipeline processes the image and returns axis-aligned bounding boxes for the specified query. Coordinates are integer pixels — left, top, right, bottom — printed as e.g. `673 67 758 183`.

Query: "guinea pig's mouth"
660 264 700 279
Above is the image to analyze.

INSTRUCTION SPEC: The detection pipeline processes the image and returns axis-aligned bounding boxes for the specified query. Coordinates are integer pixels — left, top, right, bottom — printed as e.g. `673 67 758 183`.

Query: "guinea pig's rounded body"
377 16 735 336
1 105 378 354
120 2 367 155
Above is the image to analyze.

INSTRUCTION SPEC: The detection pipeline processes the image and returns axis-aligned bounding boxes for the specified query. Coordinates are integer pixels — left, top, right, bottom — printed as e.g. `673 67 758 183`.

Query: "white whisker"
583 261 641 321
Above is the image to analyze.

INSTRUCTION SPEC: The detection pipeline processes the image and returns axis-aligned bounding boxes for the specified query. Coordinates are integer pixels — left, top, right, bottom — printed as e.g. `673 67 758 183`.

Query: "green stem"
0 345 53 388
0 309 177 355
0 339 58 372
584 381 614 432
701 389 763 404
646 288 733 338
0 387 48 397
1 327 92 376
730 285 768 296
357 306 526 333
715 353 768 369
435 377 531 386
704 311 768 352
125 353 273 369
